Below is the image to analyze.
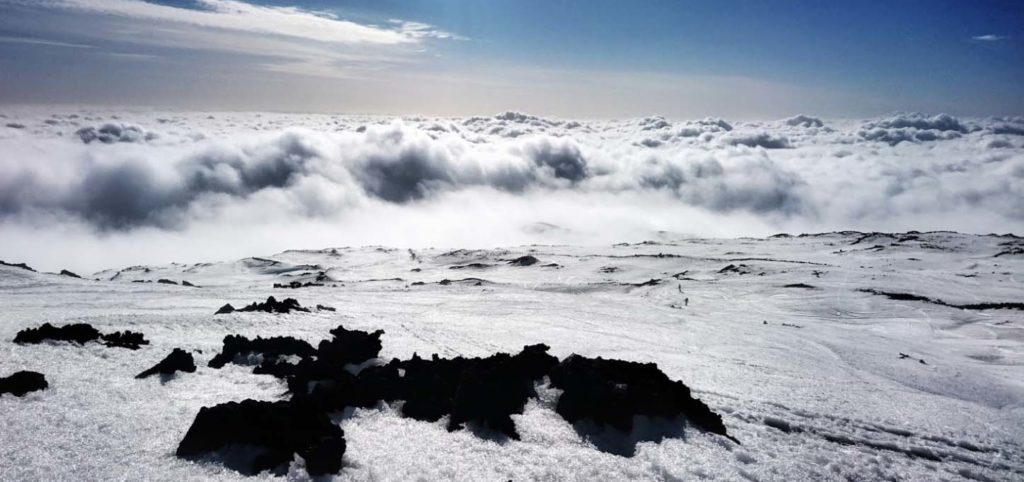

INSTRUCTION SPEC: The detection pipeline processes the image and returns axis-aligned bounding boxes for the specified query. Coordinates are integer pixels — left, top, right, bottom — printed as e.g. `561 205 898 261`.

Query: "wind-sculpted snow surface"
2 108 1024 272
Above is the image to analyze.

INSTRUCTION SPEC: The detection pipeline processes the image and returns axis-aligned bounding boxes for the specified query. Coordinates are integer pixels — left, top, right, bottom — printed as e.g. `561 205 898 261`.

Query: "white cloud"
0 0 458 79
3 107 1024 272
0 34 93 49
972 34 1008 42
36 0 446 45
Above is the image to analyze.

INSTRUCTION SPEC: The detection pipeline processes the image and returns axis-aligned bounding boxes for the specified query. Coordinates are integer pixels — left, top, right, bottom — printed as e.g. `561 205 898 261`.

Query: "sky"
0 0 1021 118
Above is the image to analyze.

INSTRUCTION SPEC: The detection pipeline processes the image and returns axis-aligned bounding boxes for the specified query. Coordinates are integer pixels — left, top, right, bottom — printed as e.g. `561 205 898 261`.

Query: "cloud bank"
1 108 1022 272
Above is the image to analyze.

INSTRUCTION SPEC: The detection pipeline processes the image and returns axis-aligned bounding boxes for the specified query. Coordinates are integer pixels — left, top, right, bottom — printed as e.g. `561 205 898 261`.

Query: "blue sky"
0 0 1021 117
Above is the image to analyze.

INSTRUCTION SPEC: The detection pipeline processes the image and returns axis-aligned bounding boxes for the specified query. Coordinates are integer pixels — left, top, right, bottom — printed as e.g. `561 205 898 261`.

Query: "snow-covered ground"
2 231 1022 481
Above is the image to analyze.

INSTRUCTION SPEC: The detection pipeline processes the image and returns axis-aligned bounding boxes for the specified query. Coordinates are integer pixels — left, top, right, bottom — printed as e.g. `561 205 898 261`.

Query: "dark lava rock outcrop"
137 348 197 379
0 260 35 272
0 371 48 396
208 335 316 369
214 296 310 314
14 323 148 349
15 323 101 345
101 331 150 350
509 255 540 266
176 398 345 476
181 324 734 476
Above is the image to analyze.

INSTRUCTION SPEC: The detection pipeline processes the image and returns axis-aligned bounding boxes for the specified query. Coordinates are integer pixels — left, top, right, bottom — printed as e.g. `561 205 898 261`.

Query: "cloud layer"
1 108 1022 271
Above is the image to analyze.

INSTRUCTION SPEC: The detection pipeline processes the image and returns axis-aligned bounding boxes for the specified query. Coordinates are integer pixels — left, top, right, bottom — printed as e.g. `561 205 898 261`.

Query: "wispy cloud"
971 34 1008 42
30 0 454 45
0 0 460 78
0 34 92 49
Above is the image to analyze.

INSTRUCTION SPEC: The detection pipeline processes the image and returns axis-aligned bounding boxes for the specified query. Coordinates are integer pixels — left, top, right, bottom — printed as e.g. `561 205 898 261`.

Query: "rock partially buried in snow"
137 348 197 379
215 303 235 314
549 354 737 455
175 398 345 476
508 255 541 266
208 335 316 370
13 323 149 349
0 371 48 397
216 296 310 314
100 331 150 350
14 323 101 345
181 323 735 476
0 260 35 272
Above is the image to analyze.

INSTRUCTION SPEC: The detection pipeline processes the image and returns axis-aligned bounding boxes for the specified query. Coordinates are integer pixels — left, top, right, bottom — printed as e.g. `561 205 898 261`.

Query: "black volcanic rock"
176 398 345 476
0 371 48 397
14 323 101 345
782 283 816 289
239 296 309 313
509 255 540 266
208 335 316 369
280 326 385 396
137 348 197 379
215 297 309 314
215 303 235 314
548 355 735 454
450 263 493 270
15 323 148 349
446 344 558 439
718 264 751 275
101 331 149 350
0 260 35 272
273 281 324 289
178 323 737 475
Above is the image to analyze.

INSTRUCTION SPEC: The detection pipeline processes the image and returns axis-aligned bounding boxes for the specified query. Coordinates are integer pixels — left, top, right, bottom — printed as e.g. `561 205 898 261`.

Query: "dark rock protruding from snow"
859 289 1024 311
246 296 309 313
276 326 385 389
0 371 48 397
59 269 82 278
137 349 197 379
100 331 149 350
209 335 316 369
445 344 559 439
176 398 345 476
184 323 735 475
14 323 148 349
14 323 102 345
0 260 35 272
157 279 178 285
273 281 323 289
508 255 540 266
214 297 309 314
549 355 736 454
718 264 752 275
215 303 235 314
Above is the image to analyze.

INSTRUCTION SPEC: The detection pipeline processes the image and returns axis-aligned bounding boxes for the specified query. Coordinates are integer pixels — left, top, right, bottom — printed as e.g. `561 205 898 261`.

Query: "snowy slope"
1 232 1022 481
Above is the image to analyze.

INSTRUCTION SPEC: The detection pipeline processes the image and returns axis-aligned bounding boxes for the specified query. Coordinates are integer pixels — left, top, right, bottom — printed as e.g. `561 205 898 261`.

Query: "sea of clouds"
1 108 1022 272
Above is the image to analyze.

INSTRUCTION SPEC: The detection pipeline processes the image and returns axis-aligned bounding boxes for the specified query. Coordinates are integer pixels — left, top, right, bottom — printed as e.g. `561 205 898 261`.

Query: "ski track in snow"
1 231 1023 481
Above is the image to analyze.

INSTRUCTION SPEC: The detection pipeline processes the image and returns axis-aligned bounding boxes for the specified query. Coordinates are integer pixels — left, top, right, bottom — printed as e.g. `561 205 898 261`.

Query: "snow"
1 231 1022 481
